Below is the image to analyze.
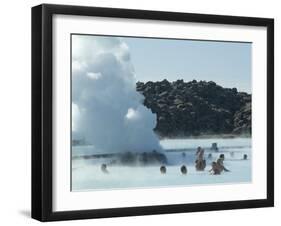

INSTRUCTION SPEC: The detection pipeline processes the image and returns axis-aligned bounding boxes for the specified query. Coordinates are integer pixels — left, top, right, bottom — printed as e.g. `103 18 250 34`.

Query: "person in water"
160 165 166 174
101 163 109 173
209 161 222 175
216 154 230 172
243 154 248 160
195 147 206 171
211 143 219 152
180 165 187 175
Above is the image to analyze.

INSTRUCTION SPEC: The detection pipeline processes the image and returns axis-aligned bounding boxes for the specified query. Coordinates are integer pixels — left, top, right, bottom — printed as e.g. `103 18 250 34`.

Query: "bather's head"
180 165 187 175
219 154 225 160
160 165 166 174
101 164 107 170
101 163 109 174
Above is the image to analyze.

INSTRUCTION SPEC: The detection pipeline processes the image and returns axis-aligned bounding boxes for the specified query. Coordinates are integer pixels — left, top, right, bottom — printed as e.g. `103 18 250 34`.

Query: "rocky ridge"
136 79 251 137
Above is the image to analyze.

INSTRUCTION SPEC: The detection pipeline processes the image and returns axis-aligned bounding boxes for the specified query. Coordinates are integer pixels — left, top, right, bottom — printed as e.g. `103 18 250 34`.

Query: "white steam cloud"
72 35 161 153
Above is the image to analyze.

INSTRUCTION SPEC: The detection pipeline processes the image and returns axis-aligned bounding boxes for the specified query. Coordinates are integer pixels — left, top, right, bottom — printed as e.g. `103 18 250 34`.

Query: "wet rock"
118 151 167 166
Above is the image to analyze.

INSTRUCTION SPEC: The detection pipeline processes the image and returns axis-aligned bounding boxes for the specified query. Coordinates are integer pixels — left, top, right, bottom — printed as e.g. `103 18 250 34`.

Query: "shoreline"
158 134 251 140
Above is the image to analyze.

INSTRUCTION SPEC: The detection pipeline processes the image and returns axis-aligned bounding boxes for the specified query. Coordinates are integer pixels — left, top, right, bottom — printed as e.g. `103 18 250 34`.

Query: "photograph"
71 34 252 191
31 3 274 221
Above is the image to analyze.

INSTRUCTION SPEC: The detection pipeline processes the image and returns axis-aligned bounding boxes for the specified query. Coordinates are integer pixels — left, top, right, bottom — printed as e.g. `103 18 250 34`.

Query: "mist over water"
72 138 252 190
72 35 162 153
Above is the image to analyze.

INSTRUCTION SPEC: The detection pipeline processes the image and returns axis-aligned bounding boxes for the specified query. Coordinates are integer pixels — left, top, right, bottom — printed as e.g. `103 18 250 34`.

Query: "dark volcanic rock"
136 79 251 137
233 102 251 134
118 151 168 166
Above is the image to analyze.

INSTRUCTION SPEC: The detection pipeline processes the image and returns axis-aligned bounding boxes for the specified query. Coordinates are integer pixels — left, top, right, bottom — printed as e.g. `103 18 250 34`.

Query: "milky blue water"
72 138 251 191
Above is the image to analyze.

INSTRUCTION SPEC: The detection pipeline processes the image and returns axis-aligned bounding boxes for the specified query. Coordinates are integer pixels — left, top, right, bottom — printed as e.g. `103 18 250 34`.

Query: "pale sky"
123 37 252 93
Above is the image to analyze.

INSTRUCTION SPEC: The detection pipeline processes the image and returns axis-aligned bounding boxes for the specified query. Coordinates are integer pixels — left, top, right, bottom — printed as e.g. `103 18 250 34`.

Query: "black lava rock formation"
136 79 251 137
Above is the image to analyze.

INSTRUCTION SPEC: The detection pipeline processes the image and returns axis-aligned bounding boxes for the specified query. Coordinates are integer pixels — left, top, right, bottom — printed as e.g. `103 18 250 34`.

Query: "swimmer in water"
160 165 166 174
216 154 230 172
209 161 223 175
180 165 187 175
101 163 109 173
195 147 206 171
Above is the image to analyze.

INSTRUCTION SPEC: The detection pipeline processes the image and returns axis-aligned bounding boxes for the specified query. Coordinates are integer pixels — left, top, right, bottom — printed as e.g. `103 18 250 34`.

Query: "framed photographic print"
31 4 274 221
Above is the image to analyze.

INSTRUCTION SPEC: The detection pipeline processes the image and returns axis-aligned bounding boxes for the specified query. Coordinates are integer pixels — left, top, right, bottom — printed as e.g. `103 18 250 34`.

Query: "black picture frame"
32 3 274 222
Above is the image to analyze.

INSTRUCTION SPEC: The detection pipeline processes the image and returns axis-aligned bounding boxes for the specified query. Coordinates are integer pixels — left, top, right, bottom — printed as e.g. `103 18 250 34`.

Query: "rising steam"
72 35 161 153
